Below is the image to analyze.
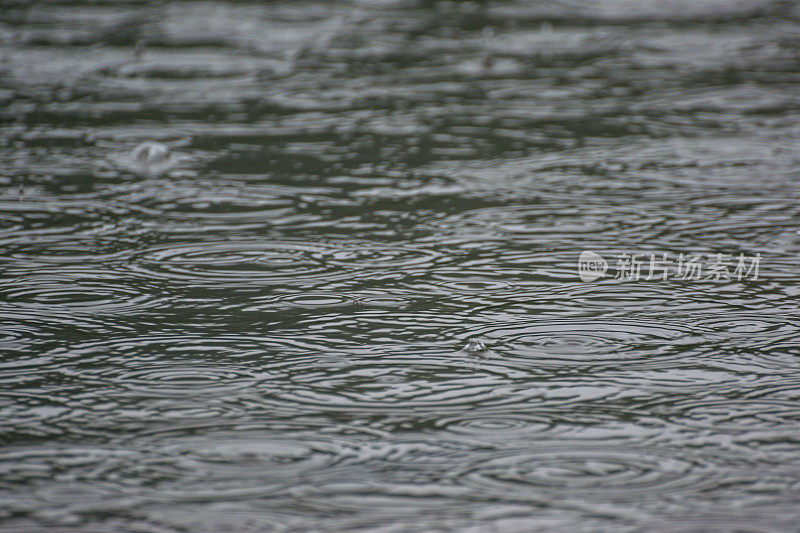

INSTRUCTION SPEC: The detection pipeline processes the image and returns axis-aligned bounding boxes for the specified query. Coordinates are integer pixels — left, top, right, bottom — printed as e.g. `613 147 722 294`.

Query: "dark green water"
2 0 800 531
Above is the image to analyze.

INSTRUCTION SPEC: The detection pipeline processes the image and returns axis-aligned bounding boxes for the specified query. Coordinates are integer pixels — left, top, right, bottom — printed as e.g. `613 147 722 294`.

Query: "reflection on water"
1 0 800 530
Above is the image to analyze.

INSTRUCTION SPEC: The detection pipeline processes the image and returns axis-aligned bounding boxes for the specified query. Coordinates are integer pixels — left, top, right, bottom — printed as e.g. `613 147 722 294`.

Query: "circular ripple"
130 240 441 287
161 432 341 472
664 399 800 433
454 444 719 499
435 412 558 438
277 292 354 309
42 334 291 400
468 318 709 367
125 427 374 503
427 402 662 443
0 280 161 315
131 241 339 286
701 315 798 336
112 364 255 397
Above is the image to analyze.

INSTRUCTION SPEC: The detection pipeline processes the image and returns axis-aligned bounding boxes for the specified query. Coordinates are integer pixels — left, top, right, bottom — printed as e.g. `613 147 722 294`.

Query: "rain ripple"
129 239 444 287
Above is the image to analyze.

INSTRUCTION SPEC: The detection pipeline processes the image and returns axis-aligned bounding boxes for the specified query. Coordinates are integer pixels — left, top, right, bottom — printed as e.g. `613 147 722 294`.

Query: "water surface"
1 0 800 530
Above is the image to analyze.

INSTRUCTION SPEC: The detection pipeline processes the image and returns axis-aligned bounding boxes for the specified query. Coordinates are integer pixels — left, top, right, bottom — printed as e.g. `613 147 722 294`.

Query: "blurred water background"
1 0 800 530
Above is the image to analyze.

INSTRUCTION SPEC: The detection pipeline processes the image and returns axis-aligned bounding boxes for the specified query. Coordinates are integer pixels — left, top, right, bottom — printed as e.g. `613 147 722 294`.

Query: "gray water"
2 0 800 531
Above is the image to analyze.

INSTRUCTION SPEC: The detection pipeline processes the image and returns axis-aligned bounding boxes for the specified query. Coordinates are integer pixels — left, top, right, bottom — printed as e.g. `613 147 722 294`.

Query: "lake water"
2 0 800 530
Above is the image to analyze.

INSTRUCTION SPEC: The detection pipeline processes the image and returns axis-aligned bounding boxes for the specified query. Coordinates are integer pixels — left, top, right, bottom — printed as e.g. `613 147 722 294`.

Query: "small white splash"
463 339 488 354
131 141 170 164
107 140 187 177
